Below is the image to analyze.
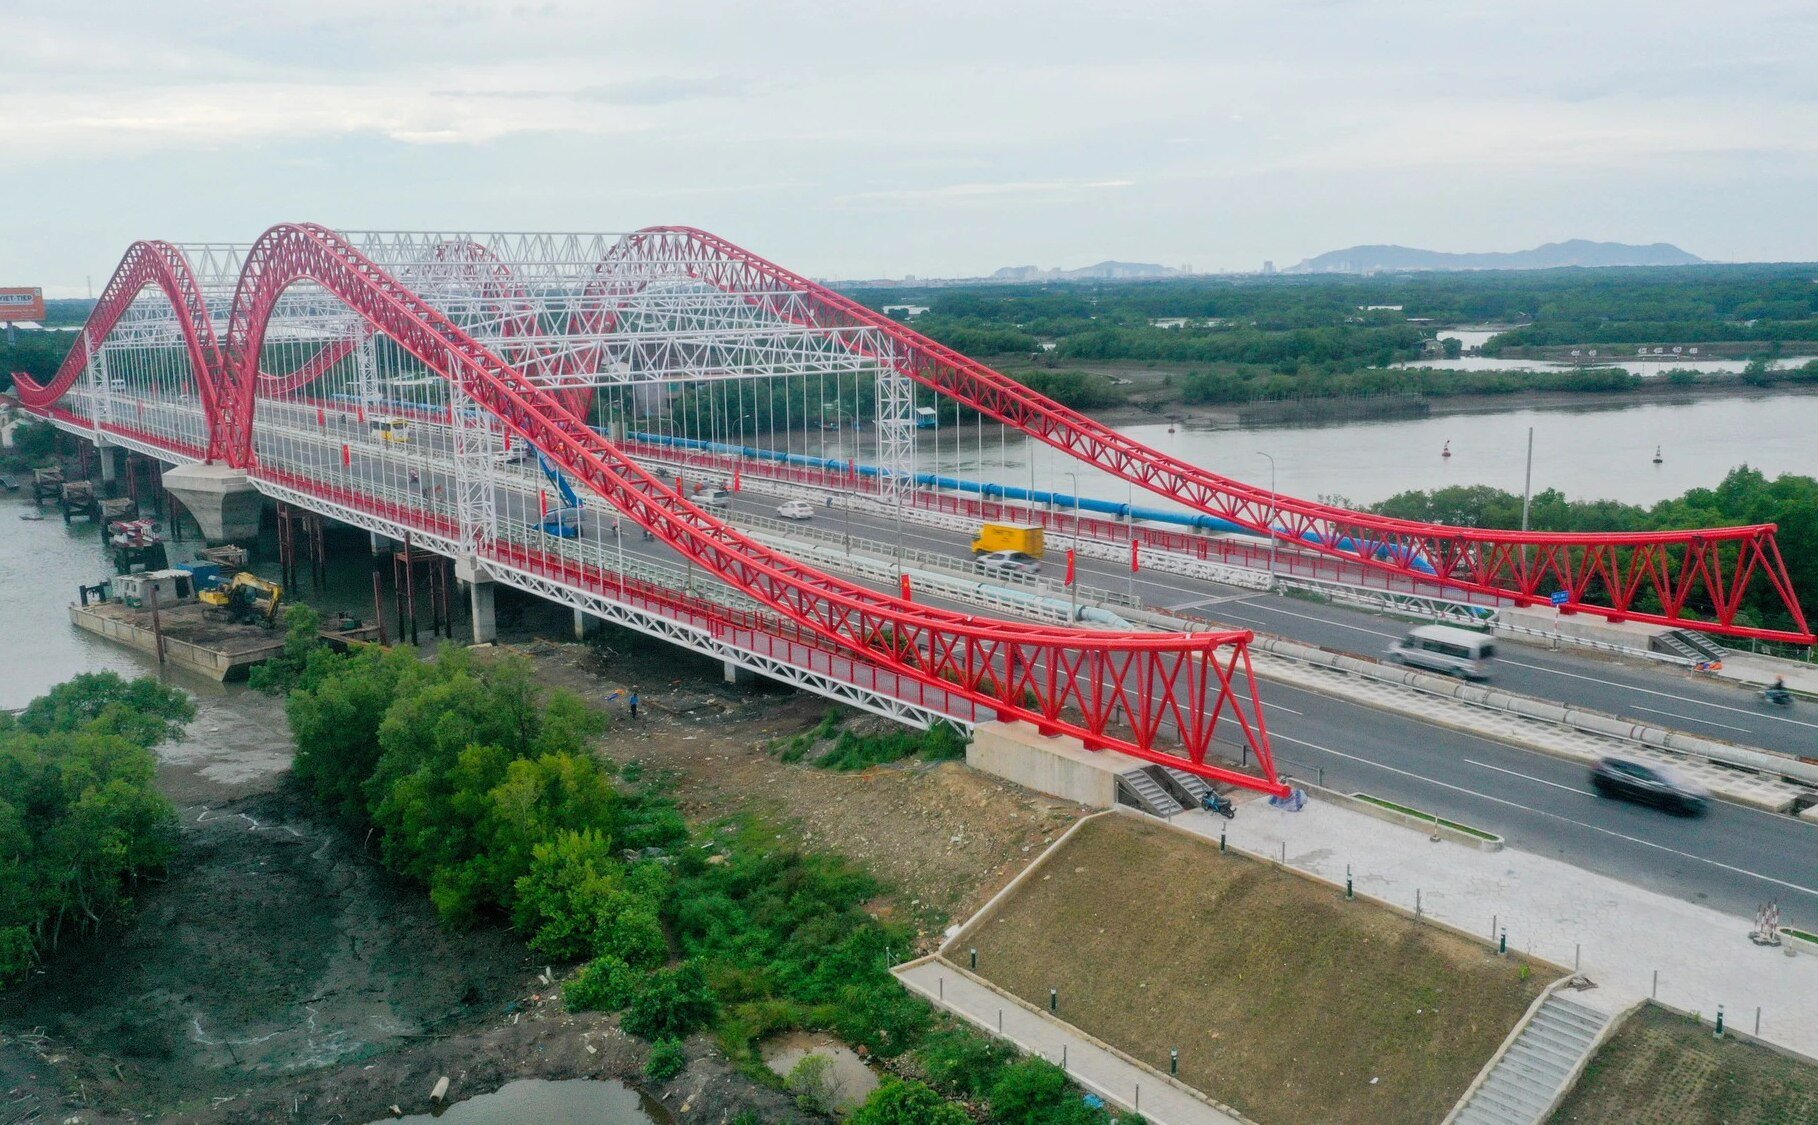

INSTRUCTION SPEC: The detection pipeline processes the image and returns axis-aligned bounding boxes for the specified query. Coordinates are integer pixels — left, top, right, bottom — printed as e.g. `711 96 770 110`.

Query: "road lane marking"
1499 658 1818 731
1630 705 1753 734
1272 732 1818 902
1463 758 1585 793
1230 600 1400 639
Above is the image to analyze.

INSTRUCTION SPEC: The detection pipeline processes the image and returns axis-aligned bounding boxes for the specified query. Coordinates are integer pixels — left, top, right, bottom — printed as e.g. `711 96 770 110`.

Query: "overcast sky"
7 1 1817 294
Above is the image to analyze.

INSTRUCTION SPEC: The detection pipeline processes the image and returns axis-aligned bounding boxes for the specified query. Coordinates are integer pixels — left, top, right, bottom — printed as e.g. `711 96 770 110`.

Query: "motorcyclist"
1768 676 1790 703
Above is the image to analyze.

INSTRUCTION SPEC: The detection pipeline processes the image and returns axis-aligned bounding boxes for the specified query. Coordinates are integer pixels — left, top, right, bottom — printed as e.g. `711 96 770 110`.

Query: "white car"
777 499 816 521
491 445 529 466
697 488 734 508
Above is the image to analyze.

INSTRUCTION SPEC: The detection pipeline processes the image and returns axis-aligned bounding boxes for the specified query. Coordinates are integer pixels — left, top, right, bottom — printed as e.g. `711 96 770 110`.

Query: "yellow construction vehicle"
199 572 284 625
971 521 1045 558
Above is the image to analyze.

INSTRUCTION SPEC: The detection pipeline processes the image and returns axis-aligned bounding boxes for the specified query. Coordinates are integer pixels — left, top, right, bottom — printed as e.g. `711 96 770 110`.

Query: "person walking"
628 689 640 720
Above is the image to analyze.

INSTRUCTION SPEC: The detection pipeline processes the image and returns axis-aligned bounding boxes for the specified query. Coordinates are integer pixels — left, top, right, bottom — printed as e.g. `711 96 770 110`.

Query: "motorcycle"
1201 792 1236 820
1761 687 1794 707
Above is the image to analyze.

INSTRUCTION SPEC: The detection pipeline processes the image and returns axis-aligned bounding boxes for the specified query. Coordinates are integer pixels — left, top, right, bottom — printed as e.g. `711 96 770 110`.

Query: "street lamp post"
1256 451 1278 588
1064 471 1080 620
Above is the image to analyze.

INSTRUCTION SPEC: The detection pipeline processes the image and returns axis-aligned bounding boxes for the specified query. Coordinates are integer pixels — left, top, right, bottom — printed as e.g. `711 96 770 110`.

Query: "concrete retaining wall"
966 721 1122 808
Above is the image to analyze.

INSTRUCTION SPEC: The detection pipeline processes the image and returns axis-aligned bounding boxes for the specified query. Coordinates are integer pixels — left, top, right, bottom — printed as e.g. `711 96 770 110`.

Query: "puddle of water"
382 1078 668 1124
760 1030 880 1111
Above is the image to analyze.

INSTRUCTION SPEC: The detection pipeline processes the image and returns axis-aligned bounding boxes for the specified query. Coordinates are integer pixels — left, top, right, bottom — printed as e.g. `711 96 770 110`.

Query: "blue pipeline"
623 430 1436 573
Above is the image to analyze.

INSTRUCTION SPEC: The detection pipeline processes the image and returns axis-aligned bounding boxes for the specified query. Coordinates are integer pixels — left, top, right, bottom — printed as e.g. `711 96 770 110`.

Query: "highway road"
733 482 1818 761
80 401 1818 922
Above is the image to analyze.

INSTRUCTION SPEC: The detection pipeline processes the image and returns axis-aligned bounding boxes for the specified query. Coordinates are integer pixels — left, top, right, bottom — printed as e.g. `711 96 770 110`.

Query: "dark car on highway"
1590 756 1710 815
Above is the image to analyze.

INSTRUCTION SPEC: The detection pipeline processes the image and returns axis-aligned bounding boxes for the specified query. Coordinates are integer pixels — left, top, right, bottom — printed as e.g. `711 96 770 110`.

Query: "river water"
6 388 1817 705
944 388 1818 514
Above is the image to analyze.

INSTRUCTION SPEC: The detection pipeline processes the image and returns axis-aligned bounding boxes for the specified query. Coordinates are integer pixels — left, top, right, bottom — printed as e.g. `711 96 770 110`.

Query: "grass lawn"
1551 1002 1818 1123
959 814 1546 1125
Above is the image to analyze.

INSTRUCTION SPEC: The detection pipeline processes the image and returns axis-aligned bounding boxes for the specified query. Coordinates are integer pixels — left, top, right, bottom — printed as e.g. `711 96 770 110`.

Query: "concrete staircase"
1452 993 1611 1124
1156 765 1213 809
1115 768 1184 817
1651 628 1726 664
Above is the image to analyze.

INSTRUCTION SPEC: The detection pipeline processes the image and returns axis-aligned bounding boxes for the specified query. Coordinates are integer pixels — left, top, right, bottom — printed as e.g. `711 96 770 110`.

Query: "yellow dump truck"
971 522 1045 558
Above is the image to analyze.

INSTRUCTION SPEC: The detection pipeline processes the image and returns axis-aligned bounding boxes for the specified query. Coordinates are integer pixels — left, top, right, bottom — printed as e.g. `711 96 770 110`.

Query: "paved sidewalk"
895 959 1243 1125
1193 799 1818 1058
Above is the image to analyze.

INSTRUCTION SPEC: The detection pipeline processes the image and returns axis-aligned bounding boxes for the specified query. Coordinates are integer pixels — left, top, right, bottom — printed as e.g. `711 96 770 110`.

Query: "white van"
1388 624 1496 679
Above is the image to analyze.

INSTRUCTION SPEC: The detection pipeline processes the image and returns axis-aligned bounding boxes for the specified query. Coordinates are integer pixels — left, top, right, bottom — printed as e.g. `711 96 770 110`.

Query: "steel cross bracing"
605 226 1810 646
9 223 1289 796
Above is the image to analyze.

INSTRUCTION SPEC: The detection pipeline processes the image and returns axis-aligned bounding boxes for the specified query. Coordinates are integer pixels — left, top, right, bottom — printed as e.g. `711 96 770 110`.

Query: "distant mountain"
1285 240 1704 274
992 261 1178 282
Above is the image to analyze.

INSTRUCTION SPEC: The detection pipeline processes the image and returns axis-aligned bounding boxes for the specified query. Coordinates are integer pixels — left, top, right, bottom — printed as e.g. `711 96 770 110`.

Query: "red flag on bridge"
1066 548 1076 586
1131 539 1140 573
357 405 367 425
539 490 548 518
340 443 351 467
899 573 912 601
733 466 741 492
316 406 326 428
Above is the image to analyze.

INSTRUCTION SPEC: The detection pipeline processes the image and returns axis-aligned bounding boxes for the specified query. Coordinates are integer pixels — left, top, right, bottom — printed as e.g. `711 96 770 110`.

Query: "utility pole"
1520 426 1534 533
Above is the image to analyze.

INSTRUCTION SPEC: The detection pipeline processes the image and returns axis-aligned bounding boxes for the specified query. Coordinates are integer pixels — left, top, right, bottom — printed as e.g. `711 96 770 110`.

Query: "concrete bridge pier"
469 579 497 645
723 661 753 685
370 531 389 555
161 463 264 544
573 608 598 641
96 442 119 491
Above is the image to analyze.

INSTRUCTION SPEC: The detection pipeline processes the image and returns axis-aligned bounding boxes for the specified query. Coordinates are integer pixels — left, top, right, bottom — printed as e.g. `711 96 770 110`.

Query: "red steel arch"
611 227 1812 645
11 240 235 462
214 222 1285 793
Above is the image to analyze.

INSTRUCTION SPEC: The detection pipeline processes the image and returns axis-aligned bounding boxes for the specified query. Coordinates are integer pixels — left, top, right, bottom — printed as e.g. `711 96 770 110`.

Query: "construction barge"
70 575 380 681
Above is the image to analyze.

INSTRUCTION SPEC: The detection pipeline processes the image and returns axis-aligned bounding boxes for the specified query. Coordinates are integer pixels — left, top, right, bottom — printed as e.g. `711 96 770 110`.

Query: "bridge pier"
468 578 497 645
96 443 118 490
573 608 598 641
723 661 753 686
160 463 264 545
370 531 389 555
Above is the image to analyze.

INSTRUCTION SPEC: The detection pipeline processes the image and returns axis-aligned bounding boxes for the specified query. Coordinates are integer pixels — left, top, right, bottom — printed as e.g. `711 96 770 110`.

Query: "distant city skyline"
7 1 1817 296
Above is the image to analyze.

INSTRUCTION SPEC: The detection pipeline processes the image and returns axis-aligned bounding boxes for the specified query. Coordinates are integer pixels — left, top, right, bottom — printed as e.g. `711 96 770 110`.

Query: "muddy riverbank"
0 682 808 1124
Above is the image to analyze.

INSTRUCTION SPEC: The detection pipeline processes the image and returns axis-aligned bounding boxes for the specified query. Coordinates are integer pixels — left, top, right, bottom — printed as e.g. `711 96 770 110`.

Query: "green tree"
849 1078 971 1125
623 961 717 1040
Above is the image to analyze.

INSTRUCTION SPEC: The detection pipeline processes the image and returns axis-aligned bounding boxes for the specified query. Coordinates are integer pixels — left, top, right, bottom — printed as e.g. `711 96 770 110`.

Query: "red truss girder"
190 222 1284 796
616 227 1811 646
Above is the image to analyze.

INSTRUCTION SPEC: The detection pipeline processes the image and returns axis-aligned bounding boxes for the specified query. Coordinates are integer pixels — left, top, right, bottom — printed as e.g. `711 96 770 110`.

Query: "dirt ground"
959 814 1548 1125
1551 1002 1818 1124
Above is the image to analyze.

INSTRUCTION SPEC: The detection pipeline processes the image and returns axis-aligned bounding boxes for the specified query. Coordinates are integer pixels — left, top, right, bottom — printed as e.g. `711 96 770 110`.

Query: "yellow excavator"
199 572 284 626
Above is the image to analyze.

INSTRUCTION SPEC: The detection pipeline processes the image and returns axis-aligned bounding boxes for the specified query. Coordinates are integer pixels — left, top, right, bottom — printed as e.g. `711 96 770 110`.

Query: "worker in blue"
629 689 640 720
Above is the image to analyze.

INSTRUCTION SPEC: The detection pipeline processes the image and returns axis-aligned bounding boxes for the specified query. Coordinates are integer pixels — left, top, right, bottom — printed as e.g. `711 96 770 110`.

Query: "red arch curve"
217 222 1282 790
12 240 235 462
613 226 1812 645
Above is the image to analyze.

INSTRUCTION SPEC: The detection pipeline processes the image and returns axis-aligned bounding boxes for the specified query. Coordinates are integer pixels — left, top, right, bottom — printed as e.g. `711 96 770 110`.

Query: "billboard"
0 287 45 323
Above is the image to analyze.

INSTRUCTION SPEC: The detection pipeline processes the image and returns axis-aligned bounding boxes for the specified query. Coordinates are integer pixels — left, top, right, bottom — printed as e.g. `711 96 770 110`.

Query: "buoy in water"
1441 441 1452 459
1652 445 1663 465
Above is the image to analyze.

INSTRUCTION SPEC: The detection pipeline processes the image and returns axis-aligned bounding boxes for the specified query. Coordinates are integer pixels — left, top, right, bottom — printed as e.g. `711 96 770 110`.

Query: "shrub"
645 1037 687 1083
563 955 638 1012
786 1053 841 1115
849 1078 971 1125
917 1025 1013 1097
623 961 717 1040
989 1058 1076 1124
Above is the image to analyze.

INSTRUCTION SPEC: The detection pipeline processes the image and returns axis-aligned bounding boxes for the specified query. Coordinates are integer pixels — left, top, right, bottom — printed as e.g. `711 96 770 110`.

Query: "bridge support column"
573 608 598 641
97 443 119 489
468 579 497 645
370 531 389 555
161 463 264 545
722 661 752 686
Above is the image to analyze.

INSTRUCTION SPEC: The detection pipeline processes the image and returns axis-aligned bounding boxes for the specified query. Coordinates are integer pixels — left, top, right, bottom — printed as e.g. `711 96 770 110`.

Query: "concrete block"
966 721 1120 808
1800 803 1818 824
